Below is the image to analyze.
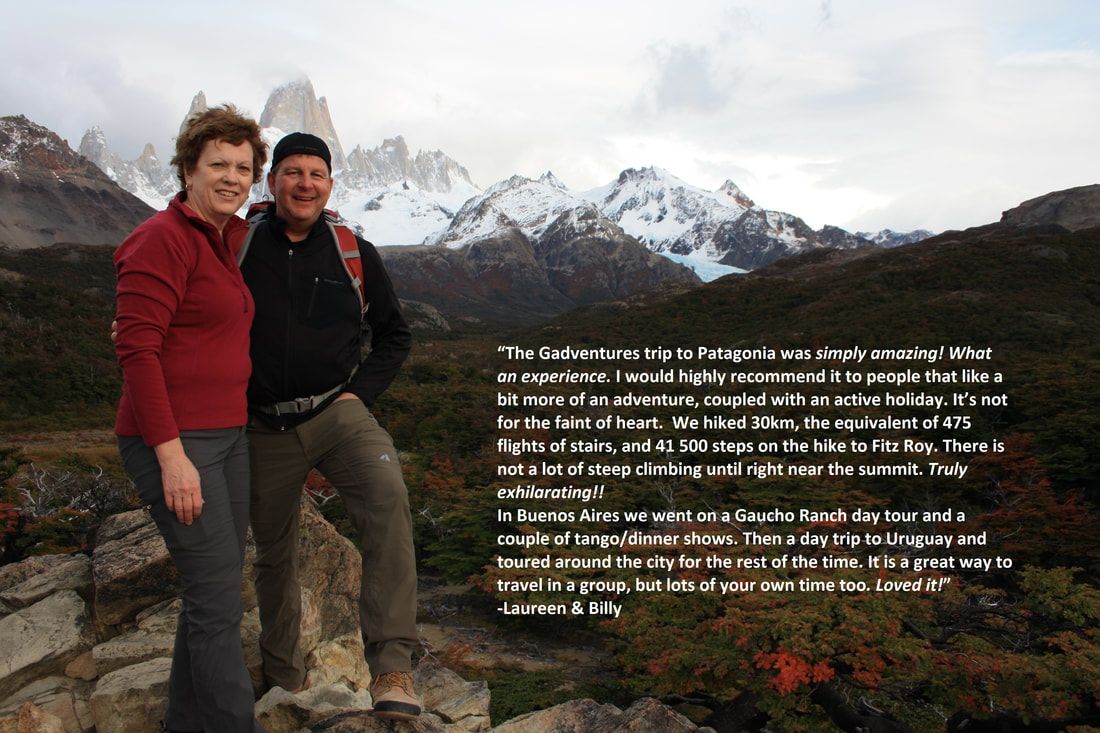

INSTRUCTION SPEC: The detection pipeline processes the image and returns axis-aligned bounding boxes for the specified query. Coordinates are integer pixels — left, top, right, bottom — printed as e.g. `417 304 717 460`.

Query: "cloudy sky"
3 1 1098 231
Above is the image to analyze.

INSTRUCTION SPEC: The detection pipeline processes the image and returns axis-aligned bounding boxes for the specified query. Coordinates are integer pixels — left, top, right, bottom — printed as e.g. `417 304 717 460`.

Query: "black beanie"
271 132 332 172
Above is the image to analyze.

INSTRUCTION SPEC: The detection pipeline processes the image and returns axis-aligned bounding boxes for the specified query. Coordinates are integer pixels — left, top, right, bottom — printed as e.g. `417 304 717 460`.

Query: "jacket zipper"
284 247 294 404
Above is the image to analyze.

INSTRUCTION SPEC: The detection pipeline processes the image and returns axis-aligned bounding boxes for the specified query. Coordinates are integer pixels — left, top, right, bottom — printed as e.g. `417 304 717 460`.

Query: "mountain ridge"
0 115 152 250
74 78 931 270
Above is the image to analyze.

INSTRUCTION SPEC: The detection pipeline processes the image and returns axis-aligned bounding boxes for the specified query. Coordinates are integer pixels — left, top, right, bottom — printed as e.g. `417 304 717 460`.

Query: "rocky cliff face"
0 115 152 249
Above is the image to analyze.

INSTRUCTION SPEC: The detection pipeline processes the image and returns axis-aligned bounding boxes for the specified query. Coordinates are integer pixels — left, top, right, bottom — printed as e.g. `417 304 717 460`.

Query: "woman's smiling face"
184 138 254 229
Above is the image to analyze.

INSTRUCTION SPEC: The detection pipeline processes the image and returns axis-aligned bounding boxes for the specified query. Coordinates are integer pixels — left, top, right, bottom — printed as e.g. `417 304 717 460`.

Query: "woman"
114 105 267 733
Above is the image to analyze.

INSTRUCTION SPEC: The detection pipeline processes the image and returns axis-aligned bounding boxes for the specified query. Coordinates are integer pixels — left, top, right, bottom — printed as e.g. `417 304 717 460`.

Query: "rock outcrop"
2 501 711 733
1000 183 1100 231
0 500 371 733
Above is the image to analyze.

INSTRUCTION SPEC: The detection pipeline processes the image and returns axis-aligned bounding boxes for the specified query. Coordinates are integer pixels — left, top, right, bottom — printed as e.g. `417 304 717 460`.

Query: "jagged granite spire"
259 78 346 171
343 135 473 193
178 91 209 138
79 126 175 209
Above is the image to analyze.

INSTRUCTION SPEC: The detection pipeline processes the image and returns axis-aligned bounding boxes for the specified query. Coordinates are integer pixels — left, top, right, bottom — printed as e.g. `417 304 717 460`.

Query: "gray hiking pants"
119 427 264 733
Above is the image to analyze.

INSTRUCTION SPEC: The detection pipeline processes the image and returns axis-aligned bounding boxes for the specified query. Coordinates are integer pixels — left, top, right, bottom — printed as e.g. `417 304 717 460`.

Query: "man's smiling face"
268 153 333 237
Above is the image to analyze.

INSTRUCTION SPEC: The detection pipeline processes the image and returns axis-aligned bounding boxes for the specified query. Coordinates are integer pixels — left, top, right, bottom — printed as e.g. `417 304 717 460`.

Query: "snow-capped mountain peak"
78 126 175 209
716 179 755 209
431 173 604 248
583 166 870 270
856 228 935 248
538 170 569 190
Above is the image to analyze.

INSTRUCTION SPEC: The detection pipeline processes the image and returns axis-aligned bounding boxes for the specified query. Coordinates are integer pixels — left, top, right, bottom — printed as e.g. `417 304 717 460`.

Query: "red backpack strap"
323 210 367 316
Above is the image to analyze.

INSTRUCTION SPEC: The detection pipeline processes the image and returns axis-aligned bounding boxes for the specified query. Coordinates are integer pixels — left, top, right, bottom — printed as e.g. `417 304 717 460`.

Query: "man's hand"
110 319 118 344
335 392 360 402
153 439 203 524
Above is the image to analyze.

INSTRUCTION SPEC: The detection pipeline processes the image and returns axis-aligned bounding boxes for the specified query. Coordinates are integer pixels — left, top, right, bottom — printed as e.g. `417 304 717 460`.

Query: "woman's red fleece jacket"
114 194 254 446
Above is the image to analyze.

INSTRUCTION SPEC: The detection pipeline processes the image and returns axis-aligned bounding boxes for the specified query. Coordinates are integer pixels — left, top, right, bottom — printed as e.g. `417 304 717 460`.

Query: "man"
239 132 419 720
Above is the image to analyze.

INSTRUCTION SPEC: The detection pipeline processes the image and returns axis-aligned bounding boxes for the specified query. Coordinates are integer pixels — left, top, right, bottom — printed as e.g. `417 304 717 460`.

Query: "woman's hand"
153 439 203 524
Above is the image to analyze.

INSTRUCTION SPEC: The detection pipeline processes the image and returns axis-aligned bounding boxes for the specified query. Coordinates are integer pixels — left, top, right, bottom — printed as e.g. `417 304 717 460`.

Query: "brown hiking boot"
370 671 421 720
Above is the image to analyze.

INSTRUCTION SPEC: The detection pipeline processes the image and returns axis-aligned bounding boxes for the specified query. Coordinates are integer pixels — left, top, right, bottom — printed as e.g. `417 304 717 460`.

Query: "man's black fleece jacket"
240 215 411 429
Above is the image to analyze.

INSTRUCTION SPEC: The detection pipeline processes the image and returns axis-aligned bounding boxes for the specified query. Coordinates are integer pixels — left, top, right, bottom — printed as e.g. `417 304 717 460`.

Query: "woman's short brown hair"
171 104 267 189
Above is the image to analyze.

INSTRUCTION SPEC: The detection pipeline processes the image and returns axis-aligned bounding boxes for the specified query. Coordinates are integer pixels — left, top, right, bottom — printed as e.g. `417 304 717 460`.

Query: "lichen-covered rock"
88 658 169 733
0 592 93 700
415 658 489 732
304 635 371 692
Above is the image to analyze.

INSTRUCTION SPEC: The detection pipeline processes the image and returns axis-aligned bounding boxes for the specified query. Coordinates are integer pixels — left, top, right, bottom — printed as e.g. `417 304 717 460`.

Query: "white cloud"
2 0 1098 232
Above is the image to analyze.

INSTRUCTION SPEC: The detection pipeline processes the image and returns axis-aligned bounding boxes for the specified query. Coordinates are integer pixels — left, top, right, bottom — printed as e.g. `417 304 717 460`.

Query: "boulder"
0 557 92 613
91 510 178 626
0 702 65 733
415 658 490 732
0 677 94 733
0 592 93 699
88 657 169 733
256 683 371 733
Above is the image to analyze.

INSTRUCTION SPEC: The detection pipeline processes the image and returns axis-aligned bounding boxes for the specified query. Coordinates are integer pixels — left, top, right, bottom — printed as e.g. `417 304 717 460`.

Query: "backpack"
234 201 367 316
